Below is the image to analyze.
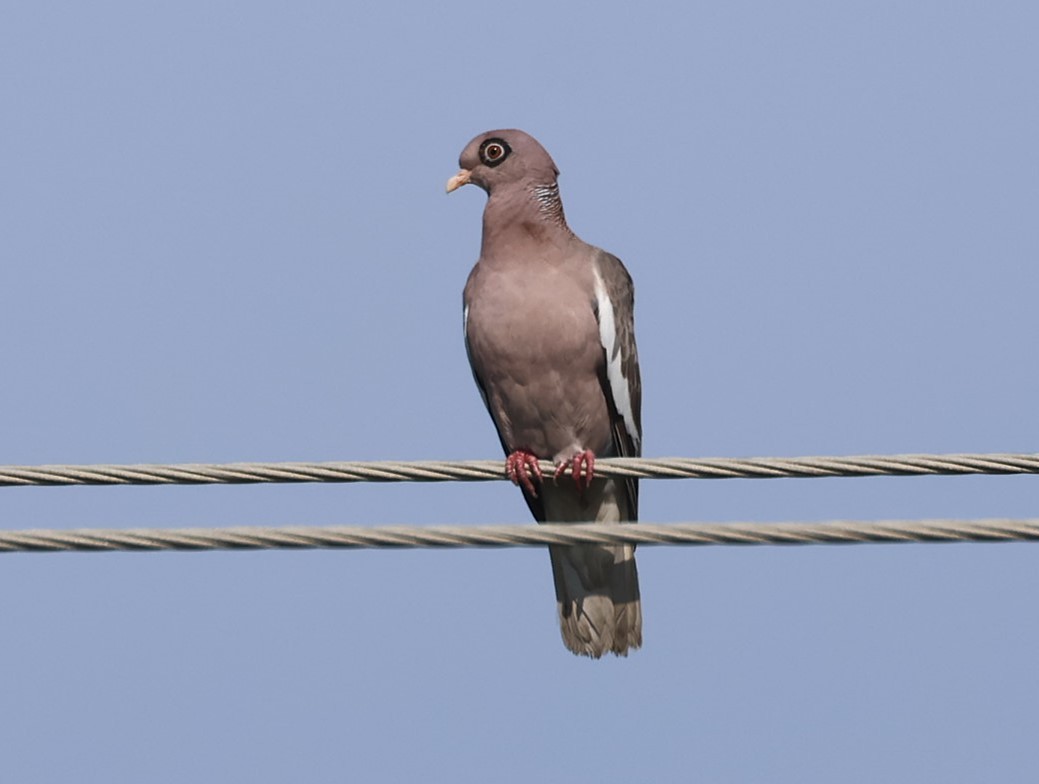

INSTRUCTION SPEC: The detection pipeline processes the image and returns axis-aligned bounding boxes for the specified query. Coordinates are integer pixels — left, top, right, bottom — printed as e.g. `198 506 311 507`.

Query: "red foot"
505 449 543 497
555 449 595 494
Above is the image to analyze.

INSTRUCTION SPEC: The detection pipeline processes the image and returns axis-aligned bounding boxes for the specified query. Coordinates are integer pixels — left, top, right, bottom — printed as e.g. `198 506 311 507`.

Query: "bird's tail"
542 477 642 657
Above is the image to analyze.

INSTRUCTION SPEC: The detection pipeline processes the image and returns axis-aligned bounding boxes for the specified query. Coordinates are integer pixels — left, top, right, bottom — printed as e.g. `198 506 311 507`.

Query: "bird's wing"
591 249 642 518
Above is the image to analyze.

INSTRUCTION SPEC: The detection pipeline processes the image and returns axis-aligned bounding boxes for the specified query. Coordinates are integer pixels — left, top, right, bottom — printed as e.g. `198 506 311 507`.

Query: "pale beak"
445 169 472 193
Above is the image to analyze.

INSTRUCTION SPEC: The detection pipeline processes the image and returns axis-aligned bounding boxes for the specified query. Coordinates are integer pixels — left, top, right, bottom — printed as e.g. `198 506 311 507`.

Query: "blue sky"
1 2 1037 781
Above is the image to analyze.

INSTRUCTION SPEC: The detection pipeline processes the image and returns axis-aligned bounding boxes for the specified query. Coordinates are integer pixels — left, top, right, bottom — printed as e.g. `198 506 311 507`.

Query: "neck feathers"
529 182 567 227
480 180 573 258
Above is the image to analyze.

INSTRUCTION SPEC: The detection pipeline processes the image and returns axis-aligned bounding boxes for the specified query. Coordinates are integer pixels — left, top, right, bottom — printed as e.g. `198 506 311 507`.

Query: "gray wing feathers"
593 250 642 514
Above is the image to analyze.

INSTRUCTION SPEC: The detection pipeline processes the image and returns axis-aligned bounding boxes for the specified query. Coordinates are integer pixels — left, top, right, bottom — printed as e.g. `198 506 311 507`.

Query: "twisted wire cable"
1 452 1038 487
2 519 1038 553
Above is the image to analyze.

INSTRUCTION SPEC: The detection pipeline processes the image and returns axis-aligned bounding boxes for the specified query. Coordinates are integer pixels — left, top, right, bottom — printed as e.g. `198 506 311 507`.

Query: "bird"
447 129 643 657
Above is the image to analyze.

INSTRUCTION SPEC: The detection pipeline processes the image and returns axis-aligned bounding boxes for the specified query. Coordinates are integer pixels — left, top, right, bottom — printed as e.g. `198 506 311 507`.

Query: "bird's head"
446 129 560 196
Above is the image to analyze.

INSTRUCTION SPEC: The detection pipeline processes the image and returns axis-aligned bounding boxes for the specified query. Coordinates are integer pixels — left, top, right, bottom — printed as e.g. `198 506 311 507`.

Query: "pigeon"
447 129 643 657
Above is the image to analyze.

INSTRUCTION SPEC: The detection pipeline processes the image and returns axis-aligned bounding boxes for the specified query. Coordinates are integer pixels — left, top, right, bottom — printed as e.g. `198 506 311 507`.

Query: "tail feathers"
542 477 642 658
551 543 642 657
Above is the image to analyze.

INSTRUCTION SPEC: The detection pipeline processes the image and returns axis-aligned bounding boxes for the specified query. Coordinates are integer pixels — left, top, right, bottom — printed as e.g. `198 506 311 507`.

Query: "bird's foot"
554 449 596 494
505 449 543 497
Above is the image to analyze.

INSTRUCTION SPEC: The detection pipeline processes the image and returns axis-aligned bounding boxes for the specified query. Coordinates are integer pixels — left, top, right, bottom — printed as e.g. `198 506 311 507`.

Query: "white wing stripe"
592 267 640 450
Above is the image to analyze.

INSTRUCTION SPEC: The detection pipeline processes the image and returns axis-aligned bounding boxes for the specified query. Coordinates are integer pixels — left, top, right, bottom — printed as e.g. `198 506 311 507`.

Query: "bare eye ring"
479 138 511 167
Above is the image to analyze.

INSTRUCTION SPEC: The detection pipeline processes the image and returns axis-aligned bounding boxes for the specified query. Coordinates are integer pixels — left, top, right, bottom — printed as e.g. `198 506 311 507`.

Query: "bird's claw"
505 450 543 497
554 449 595 494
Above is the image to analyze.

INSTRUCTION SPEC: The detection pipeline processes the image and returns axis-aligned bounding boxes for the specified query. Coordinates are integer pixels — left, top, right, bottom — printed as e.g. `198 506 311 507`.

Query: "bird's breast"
468 267 595 374
465 262 612 458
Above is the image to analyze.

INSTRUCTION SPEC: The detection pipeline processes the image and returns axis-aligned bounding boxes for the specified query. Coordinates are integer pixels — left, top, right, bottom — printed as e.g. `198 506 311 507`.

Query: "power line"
5 452 1036 555
1 452 1038 487
2 518 1037 553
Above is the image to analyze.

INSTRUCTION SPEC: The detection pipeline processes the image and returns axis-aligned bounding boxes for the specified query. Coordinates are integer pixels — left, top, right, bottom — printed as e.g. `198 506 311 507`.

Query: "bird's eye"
479 138 511 167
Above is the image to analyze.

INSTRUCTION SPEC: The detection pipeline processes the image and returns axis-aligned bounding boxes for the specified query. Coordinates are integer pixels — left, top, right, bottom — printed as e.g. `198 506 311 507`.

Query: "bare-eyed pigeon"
447 129 643 657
